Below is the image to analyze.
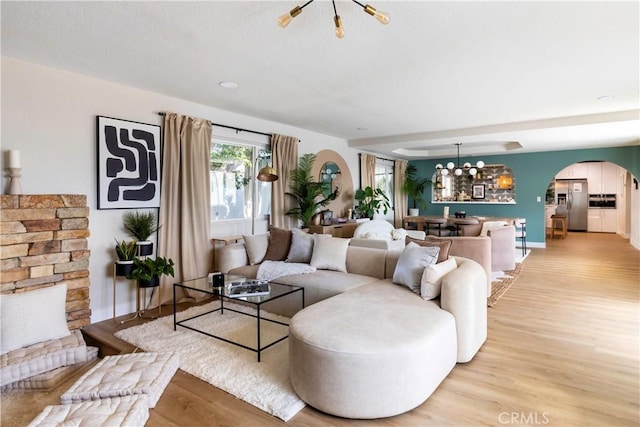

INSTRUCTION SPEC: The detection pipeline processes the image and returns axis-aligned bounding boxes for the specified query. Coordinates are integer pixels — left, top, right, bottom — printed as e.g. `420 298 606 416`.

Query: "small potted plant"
127 256 175 288
123 210 159 256
354 186 391 219
114 239 137 277
402 164 431 216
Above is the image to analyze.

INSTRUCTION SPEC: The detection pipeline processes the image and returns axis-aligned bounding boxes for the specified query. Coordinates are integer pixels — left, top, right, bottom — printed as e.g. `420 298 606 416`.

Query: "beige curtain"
394 159 408 227
360 153 376 189
150 112 212 308
271 134 298 229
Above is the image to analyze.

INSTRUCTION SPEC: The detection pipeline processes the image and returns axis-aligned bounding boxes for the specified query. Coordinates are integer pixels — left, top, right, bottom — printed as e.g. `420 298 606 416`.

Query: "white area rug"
114 302 305 421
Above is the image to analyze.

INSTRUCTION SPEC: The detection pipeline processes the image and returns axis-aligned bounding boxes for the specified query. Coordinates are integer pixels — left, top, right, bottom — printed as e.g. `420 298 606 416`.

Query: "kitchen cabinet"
586 162 620 194
556 163 587 179
587 208 617 233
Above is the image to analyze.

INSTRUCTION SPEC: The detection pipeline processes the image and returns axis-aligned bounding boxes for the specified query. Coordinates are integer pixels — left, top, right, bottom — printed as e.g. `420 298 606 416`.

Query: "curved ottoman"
289 282 457 419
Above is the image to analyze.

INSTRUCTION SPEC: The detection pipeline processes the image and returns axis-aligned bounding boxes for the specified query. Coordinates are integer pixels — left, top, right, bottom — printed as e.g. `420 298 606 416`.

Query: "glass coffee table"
173 277 304 361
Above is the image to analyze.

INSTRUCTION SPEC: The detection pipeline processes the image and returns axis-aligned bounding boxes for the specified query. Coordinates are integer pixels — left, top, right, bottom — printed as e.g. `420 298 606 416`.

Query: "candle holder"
8 167 22 195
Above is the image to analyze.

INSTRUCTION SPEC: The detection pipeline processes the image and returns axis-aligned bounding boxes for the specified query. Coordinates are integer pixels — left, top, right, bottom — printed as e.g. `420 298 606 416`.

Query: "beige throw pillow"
286 229 315 263
421 257 458 300
392 242 440 294
242 233 269 265
310 235 350 272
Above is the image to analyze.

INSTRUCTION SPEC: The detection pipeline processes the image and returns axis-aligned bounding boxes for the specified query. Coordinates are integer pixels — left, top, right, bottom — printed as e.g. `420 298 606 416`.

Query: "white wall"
1 57 363 322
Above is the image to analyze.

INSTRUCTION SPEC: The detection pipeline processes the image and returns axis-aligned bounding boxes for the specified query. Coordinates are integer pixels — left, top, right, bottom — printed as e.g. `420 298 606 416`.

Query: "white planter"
408 208 420 216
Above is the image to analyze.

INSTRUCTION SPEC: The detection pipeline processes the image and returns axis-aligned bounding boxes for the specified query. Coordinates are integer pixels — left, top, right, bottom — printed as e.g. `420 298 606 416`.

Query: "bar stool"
550 215 567 239
424 218 448 236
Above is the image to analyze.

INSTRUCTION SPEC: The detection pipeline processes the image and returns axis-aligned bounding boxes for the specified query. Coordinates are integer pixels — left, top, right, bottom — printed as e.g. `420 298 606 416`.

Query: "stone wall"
0 195 91 329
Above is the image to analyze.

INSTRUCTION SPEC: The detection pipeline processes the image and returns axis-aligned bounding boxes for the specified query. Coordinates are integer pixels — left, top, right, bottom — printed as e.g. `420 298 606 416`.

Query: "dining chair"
515 218 527 256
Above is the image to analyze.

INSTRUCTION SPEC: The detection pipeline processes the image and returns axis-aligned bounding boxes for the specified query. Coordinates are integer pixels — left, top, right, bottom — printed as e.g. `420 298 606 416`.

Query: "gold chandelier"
278 0 390 39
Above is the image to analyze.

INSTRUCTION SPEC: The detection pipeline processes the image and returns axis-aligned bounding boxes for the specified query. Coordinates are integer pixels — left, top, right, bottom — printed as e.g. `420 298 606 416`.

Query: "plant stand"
112 263 161 324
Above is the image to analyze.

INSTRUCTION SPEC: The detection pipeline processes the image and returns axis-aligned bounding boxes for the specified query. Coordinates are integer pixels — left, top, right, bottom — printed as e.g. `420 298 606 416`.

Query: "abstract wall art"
96 116 162 209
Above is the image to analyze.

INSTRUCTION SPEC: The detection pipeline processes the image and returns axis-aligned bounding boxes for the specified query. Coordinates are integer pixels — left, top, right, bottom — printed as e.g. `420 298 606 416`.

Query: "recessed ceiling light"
597 95 614 101
219 81 238 89
357 127 368 131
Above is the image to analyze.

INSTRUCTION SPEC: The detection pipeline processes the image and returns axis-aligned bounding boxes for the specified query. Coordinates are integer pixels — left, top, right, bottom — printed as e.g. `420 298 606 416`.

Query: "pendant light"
435 143 485 177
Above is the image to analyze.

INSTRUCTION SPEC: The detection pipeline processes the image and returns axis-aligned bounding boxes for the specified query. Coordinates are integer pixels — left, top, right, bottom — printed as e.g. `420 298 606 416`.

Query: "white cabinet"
545 205 557 228
588 208 617 233
556 163 588 179
601 163 620 194
586 161 620 194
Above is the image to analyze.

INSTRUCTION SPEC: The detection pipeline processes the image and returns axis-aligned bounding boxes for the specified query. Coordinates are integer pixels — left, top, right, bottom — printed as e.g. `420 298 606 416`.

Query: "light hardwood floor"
2 232 638 426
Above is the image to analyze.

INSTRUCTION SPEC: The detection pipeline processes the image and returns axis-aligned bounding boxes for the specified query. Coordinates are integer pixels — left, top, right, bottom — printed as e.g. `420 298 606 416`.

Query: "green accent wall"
409 145 639 244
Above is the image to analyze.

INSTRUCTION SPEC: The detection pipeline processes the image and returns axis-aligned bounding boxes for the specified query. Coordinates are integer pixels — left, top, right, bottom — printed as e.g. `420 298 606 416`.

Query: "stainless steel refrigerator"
555 179 588 231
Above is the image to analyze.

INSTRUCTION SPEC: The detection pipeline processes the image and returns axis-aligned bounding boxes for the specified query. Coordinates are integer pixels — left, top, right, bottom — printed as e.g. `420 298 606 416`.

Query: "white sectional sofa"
217 230 488 419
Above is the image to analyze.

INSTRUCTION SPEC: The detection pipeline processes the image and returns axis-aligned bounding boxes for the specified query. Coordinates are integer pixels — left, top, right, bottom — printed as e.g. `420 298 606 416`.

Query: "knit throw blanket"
257 261 317 282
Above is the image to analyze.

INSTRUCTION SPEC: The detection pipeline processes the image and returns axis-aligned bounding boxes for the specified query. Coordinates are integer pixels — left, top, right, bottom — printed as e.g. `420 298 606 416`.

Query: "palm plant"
401 164 431 212
285 153 338 228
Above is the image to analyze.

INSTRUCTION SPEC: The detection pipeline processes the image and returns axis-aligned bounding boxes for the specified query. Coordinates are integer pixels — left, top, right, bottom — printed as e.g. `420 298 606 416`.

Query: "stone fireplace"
0 194 91 329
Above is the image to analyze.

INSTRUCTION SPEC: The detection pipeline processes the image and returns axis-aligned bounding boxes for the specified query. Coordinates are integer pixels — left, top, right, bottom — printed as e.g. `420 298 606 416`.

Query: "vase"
136 241 153 256
138 277 160 288
115 260 134 277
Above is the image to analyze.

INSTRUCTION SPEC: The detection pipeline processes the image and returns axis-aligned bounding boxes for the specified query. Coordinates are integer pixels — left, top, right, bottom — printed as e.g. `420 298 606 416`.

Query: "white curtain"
150 112 212 308
360 153 376 189
394 159 408 227
271 134 298 229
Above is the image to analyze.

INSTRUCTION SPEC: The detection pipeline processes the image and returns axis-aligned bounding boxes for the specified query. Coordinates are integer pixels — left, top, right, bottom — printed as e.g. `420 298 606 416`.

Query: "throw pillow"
286 228 315 263
310 234 350 272
242 233 269 265
421 257 458 300
392 242 440 294
263 227 292 261
1 283 70 354
406 236 452 264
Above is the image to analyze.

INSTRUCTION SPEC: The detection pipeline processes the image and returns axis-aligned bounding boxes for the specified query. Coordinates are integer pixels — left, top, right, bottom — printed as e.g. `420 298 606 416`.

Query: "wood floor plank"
2 232 638 426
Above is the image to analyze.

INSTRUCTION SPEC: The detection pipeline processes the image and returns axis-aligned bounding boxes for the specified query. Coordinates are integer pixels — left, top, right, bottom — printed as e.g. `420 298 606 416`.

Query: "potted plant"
114 239 137 276
354 186 391 219
127 256 175 288
285 153 338 228
123 210 159 256
401 164 431 216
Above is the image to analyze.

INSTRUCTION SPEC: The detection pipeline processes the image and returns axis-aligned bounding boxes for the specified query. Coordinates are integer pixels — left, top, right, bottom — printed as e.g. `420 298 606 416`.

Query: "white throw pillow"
243 233 269 265
1 283 70 354
310 235 350 272
392 242 440 294
421 257 458 300
286 228 315 263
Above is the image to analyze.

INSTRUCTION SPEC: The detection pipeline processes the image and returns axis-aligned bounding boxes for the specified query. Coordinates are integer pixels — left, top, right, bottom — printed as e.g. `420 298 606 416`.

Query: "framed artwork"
96 116 162 209
472 184 485 199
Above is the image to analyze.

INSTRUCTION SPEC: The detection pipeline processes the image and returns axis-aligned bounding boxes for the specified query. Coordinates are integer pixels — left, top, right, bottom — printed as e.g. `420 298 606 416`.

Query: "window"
375 159 394 208
210 140 271 225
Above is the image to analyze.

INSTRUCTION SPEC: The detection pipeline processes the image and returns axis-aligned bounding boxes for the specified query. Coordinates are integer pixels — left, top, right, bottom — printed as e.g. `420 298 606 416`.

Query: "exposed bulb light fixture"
278 0 390 38
435 143 485 177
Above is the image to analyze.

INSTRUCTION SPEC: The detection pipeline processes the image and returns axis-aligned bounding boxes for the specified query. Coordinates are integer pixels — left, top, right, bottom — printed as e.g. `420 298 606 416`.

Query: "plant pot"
138 277 160 288
115 260 134 277
136 241 153 256
408 208 419 216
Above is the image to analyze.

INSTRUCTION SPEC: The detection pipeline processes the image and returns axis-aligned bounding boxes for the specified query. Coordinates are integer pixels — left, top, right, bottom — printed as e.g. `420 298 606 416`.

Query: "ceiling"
2 1 638 160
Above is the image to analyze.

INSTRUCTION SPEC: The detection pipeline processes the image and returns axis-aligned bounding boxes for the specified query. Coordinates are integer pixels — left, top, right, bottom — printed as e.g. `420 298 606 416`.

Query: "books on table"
227 280 270 298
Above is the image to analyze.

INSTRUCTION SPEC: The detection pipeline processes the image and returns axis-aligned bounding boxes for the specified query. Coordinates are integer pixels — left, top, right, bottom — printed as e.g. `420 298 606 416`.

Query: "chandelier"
435 143 485 177
278 0 390 39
